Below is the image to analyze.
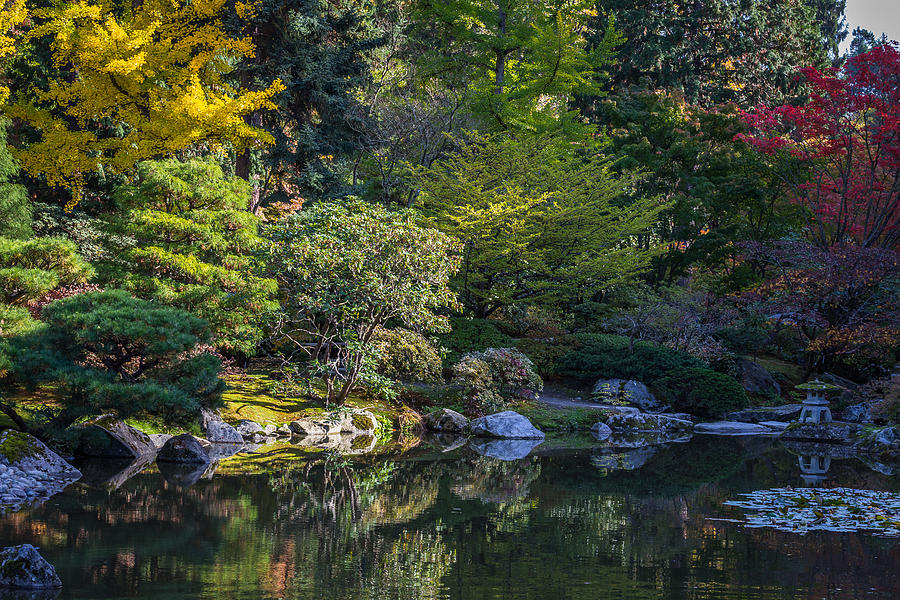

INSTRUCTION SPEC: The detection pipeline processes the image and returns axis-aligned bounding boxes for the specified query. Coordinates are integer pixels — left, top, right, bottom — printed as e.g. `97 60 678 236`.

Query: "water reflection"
0 437 897 600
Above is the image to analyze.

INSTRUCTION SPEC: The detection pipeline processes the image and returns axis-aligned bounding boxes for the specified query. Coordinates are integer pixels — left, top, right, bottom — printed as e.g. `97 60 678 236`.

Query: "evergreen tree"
0 119 30 239
588 0 831 106
105 158 279 356
227 0 386 204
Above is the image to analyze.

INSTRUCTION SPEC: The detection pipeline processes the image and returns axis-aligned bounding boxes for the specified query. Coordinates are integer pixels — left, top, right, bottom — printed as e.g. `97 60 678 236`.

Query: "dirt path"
538 385 610 410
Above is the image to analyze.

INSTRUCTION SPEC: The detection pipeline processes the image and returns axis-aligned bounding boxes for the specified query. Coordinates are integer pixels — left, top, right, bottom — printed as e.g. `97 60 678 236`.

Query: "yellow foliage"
0 0 28 104
5 0 284 199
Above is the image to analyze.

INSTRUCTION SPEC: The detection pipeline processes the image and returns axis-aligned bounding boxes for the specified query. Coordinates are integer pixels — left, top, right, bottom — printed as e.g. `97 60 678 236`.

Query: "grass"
510 401 610 432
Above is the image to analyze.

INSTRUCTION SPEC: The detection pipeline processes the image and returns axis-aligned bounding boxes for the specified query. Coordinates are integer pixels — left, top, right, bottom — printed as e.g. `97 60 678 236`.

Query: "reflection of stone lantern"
797 454 831 486
795 380 839 424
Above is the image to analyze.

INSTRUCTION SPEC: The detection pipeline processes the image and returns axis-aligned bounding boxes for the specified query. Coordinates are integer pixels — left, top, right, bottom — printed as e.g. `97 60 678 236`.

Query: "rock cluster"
591 379 661 412
0 431 81 514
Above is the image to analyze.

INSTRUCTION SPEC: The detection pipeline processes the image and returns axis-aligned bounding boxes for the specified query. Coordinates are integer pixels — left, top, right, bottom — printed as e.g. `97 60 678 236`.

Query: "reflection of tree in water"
449 456 541 504
1 438 898 600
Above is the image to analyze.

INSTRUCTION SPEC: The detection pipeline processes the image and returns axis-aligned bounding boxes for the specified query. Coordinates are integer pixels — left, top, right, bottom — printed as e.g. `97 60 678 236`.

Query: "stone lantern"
795 380 839 424
797 454 831 486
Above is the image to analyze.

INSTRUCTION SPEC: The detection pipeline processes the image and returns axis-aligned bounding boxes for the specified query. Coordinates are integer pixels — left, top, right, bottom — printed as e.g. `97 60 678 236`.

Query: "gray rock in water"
842 403 872 423
607 430 693 447
468 438 542 461
590 422 613 441
157 460 217 487
694 421 777 435
205 443 244 462
75 416 155 459
423 408 468 432
469 411 544 439
0 431 80 481
234 420 265 438
725 405 802 423
156 434 210 464
734 358 781 396
0 544 61 589
592 379 661 411
206 420 243 444
606 412 692 433
275 424 292 437
781 423 860 442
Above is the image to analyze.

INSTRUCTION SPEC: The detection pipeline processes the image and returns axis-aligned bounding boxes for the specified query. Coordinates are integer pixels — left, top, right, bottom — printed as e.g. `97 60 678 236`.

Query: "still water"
1 435 898 600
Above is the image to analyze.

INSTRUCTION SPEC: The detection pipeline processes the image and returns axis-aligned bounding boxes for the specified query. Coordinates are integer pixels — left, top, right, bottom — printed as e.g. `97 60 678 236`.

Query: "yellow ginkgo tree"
5 0 283 201
0 0 27 105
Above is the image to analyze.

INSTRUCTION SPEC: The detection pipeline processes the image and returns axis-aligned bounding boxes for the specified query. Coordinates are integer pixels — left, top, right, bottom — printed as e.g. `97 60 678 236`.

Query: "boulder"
725 404 802 423
468 438 542 461
469 411 545 439
289 419 329 437
157 460 217 487
0 544 61 589
734 358 781 396
423 409 468 432
694 421 776 435
263 424 277 436
821 372 859 391
759 421 790 431
841 403 873 423
592 379 661 411
780 422 861 442
339 410 377 435
148 434 173 450
0 431 80 481
874 426 898 446
205 443 244 462
606 412 692 433
75 416 155 459
156 434 210 464
590 422 613 441
205 420 243 444
275 424 292 437
234 420 264 438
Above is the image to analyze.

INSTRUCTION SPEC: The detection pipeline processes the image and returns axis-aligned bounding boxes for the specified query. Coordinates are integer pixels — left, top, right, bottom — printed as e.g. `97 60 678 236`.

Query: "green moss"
511 402 610 432
351 413 374 430
0 430 43 463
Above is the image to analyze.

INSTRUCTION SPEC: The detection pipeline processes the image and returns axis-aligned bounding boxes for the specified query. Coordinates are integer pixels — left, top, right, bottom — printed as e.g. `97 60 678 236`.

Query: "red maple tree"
739 43 900 250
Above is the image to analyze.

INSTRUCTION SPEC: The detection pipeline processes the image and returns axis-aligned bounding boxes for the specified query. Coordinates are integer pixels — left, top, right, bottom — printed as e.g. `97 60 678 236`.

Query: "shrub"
558 333 705 383
514 336 574 379
452 348 542 415
371 327 443 383
655 367 749 418
439 317 514 367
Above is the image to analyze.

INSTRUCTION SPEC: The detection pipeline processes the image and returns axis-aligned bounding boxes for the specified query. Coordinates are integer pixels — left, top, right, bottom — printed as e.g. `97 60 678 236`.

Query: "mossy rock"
0 430 42 463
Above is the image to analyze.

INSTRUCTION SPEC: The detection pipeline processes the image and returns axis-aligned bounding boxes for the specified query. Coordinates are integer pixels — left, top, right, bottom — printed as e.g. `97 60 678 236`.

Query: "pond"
1 435 898 600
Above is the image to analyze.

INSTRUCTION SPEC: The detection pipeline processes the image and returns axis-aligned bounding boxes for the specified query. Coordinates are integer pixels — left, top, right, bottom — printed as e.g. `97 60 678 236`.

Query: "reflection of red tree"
739 44 900 250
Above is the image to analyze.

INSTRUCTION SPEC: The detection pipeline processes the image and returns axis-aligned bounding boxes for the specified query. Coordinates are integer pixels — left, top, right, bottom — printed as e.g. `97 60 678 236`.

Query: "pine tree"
104 158 279 356
0 119 30 239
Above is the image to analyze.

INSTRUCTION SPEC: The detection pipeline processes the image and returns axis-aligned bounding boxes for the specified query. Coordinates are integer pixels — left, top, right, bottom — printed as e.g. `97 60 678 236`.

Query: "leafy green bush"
371 327 443 383
514 336 574 379
558 333 705 383
452 348 542 415
655 367 749 418
439 317 514 367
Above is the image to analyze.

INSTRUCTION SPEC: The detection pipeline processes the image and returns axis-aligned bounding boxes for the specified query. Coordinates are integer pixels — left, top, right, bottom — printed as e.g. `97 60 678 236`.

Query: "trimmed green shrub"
371 327 443 383
452 348 542 415
558 333 705 383
655 367 749 418
514 336 574 379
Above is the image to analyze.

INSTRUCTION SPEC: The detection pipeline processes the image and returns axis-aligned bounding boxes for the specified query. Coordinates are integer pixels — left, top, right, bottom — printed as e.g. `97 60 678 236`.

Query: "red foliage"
738 44 900 250
26 284 103 319
741 241 899 373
